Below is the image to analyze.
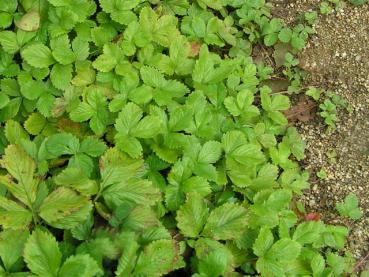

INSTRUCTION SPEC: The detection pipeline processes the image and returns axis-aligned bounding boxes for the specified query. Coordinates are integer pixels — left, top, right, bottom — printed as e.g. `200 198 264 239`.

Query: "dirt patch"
271 0 369 270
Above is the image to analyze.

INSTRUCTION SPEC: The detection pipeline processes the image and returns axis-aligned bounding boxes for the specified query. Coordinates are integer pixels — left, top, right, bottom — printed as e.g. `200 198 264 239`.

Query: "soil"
270 0 369 272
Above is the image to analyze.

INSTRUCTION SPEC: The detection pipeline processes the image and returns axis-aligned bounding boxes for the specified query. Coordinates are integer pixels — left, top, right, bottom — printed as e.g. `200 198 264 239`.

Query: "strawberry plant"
336 193 362 220
0 0 356 276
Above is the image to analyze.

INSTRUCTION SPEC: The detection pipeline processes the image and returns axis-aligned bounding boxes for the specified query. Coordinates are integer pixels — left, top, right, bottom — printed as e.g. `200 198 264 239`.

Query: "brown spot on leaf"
189 41 201 57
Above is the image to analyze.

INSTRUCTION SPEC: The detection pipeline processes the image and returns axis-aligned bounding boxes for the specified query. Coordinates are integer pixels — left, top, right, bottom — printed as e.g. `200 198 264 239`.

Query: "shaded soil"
271 0 369 271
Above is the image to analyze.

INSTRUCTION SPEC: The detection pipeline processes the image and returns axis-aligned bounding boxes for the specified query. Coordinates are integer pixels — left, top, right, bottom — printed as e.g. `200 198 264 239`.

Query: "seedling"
306 87 322 101
304 12 318 25
319 99 338 128
317 169 328 180
336 193 362 220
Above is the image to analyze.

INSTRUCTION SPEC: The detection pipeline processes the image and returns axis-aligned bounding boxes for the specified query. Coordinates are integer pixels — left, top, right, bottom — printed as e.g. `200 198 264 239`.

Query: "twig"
352 252 369 274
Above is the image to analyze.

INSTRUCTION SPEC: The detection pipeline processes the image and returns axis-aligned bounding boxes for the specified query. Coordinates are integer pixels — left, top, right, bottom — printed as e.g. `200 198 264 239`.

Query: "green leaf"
327 252 345 276
50 63 73 90
194 238 235 276
115 232 139 276
198 248 233 277
115 134 143 159
71 214 94 241
0 31 19 54
306 87 321 101
24 113 47 135
197 0 224 10
198 141 222 164
51 35 75 65
311 253 325 276
264 33 278 46
24 229 62 277
103 179 161 208
253 227 274 257
99 147 145 191
72 37 90 61
92 43 120 72
316 225 348 250
54 167 98 196
80 137 107 157
140 66 166 88
43 133 80 158
176 193 209 238
21 43 55 68
4 119 29 144
39 187 93 229
0 196 33 229
266 238 301 262
0 229 29 271
131 115 163 138
70 88 110 135
256 256 284 277
292 221 324 245
72 61 96 86
202 203 248 240
58 254 102 277
0 145 37 207
134 240 184 276
278 28 292 43
272 95 290 111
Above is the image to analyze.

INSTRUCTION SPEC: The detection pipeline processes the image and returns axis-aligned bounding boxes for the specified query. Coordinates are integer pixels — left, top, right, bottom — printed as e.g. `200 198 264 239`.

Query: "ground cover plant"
0 0 362 276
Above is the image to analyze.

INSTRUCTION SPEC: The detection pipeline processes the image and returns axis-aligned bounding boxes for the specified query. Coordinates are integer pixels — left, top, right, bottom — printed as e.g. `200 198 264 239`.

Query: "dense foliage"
0 0 357 276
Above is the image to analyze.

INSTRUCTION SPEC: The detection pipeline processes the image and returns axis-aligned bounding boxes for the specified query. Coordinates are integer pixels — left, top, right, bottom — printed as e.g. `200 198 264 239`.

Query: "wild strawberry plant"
0 0 356 276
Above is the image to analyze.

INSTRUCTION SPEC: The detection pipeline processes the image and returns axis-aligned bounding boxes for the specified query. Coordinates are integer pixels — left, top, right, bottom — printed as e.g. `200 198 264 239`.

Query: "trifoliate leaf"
70 88 110 135
336 193 362 220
